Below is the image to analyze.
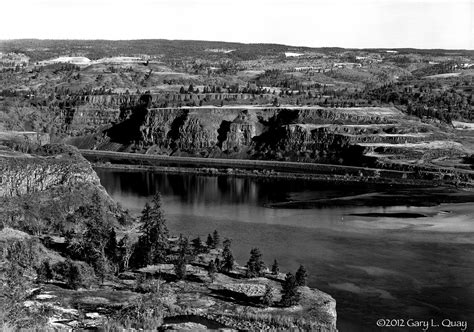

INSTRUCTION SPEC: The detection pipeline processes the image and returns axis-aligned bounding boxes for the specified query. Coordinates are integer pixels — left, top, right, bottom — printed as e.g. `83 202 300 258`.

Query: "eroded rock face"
133 108 445 158
0 145 100 198
121 106 404 164
70 105 474 178
0 143 130 234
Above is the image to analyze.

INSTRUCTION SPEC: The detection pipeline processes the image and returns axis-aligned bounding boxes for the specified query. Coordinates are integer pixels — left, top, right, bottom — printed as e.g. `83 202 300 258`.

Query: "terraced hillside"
71 105 474 185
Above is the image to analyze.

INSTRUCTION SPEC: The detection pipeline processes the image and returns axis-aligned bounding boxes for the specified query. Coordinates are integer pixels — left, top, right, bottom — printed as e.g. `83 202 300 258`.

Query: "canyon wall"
90 106 439 165
0 145 101 198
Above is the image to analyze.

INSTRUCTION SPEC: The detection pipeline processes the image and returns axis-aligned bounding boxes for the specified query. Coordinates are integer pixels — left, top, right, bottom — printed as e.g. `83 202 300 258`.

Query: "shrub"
36 260 53 282
109 280 164 330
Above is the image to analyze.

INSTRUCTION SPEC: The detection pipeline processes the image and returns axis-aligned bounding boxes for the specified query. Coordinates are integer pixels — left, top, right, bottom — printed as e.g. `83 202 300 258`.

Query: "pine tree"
104 228 118 264
174 256 186 280
94 255 108 284
271 259 279 275
81 192 110 278
117 235 133 271
206 233 214 249
174 236 188 280
178 235 189 257
214 257 221 271
192 236 204 254
212 230 220 248
221 238 234 272
136 193 169 266
246 248 265 278
207 260 217 282
261 284 274 307
66 259 82 290
295 265 308 286
281 272 300 307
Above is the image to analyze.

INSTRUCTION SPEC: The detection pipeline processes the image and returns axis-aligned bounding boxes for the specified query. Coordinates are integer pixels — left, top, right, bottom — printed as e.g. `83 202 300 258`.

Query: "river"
96 169 474 331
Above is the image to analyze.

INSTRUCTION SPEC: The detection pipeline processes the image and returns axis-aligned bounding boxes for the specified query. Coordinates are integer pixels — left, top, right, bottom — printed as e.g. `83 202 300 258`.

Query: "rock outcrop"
88 105 445 164
0 144 100 198
62 104 474 184
0 143 129 233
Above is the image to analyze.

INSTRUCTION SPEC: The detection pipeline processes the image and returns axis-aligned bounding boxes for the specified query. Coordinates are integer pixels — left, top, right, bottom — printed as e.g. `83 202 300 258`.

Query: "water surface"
97 169 474 331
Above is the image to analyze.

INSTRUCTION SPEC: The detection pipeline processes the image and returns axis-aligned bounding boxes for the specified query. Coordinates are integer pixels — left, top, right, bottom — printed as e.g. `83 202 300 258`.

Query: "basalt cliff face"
0 145 99 197
0 143 128 233
77 105 469 170
52 93 276 138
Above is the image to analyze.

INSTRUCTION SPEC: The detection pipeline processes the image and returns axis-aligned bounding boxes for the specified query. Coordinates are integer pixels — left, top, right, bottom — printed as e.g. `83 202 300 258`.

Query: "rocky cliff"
64 103 474 183
51 93 276 138
84 106 446 163
0 143 129 233
0 145 99 197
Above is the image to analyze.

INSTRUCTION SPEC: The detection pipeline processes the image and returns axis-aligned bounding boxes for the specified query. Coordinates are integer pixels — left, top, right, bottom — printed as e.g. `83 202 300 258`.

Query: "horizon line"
1 38 473 52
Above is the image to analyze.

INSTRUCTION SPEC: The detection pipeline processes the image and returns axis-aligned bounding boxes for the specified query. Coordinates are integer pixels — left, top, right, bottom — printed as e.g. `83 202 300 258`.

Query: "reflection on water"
97 169 474 331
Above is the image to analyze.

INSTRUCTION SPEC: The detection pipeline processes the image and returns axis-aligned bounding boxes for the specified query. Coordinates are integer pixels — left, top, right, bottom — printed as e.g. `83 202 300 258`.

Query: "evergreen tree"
178 235 190 257
207 260 217 282
281 272 300 307
206 233 214 249
212 230 220 248
261 284 274 307
174 256 186 280
192 236 204 254
104 228 118 263
214 257 221 271
221 238 234 272
246 248 265 278
174 236 188 280
94 254 108 284
66 259 82 290
295 265 308 286
117 235 133 272
81 192 111 278
136 193 169 266
271 259 279 275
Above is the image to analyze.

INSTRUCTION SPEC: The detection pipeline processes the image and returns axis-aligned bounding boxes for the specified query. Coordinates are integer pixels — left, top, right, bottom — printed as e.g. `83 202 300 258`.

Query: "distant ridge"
1 39 472 62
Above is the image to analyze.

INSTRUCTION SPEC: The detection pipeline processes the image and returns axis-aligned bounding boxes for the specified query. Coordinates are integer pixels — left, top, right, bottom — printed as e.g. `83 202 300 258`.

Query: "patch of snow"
42 56 91 65
85 312 102 319
23 300 36 307
206 48 235 54
36 294 57 300
285 52 304 57
452 121 474 130
52 305 79 316
358 140 465 150
425 72 461 79
96 56 143 64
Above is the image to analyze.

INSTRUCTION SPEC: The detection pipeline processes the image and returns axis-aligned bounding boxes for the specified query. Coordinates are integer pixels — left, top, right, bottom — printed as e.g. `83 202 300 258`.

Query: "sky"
1 0 473 49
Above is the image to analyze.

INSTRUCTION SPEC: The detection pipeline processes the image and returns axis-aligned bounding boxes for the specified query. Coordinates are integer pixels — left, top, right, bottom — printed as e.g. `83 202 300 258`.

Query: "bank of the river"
80 149 474 188
91 162 434 186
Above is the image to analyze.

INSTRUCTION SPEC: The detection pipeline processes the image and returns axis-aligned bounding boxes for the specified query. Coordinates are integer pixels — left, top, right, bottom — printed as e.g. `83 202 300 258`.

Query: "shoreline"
80 149 473 189
91 162 447 188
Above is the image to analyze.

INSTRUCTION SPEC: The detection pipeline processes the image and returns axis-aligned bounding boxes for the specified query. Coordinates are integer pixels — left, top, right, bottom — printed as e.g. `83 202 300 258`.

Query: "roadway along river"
97 169 474 332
